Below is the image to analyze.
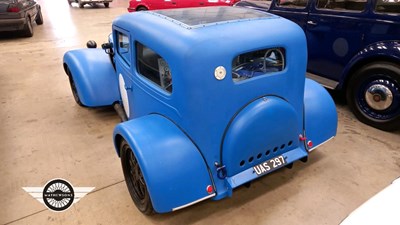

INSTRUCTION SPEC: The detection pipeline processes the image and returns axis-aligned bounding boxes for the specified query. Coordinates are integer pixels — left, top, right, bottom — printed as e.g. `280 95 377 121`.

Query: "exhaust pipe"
113 103 128 122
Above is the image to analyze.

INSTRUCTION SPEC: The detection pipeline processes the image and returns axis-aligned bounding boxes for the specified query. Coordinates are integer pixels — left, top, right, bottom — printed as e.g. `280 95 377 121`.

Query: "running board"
306 73 339 90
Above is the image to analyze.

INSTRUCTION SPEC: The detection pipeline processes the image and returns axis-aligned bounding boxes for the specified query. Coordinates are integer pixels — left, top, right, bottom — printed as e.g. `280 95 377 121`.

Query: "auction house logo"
23 179 95 212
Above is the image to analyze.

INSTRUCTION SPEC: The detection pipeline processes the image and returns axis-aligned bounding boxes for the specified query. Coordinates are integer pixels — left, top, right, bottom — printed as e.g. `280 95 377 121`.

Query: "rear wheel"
23 17 33 37
346 62 400 131
136 6 147 11
104 2 109 7
120 140 154 215
35 9 43 25
66 66 85 107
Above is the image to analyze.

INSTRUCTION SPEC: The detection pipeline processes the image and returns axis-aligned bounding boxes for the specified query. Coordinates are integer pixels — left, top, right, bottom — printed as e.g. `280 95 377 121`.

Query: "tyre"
35 9 43 25
66 67 85 107
346 62 400 131
23 17 33 37
137 6 147 11
104 2 109 7
79 2 84 8
120 140 154 215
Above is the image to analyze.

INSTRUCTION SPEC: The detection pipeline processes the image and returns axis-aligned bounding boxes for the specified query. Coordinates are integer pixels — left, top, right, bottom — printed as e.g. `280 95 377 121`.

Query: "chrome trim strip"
308 136 335 152
172 193 216 211
306 73 339 89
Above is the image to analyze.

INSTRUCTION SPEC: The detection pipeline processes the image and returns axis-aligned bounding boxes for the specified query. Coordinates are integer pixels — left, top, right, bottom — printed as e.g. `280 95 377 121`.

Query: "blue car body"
236 0 400 131
63 7 337 214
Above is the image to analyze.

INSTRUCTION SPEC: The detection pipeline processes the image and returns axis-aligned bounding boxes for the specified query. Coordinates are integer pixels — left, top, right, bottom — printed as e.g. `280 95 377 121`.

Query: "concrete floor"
0 1 399 224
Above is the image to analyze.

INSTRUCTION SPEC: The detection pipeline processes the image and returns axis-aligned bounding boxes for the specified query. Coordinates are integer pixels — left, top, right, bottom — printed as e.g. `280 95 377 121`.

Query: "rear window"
136 42 173 93
232 48 285 82
375 0 400 14
316 0 367 11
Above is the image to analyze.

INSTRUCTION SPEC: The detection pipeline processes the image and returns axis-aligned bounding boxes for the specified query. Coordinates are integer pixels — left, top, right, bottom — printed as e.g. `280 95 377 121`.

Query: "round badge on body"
214 66 226 80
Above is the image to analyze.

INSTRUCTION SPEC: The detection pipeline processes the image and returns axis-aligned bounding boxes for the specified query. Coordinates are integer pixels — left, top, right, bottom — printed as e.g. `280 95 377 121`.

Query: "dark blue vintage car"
236 0 400 131
63 7 337 214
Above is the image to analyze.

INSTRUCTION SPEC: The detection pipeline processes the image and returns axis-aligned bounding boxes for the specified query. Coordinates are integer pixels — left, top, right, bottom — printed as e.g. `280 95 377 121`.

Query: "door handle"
125 85 132 91
307 20 317 26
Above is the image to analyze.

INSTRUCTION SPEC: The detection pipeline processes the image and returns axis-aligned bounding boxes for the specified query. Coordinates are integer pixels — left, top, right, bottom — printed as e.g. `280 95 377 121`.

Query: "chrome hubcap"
365 84 393 110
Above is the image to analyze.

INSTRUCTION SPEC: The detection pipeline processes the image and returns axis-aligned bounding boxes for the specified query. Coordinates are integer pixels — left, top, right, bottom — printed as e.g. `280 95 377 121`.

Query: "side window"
316 0 367 11
136 42 173 93
117 31 131 66
375 0 400 14
277 0 308 8
232 48 285 82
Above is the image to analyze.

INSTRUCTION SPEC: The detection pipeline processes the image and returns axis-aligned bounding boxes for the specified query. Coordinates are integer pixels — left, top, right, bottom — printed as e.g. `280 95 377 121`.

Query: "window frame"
276 0 308 9
232 47 286 82
135 41 173 94
315 0 368 12
373 0 400 15
116 31 131 67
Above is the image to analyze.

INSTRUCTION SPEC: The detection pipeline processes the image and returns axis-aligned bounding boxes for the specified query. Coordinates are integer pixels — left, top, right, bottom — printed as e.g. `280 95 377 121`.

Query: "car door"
365 0 400 45
162 0 178 9
304 0 368 81
114 29 134 119
200 0 225 7
175 0 197 8
269 0 310 30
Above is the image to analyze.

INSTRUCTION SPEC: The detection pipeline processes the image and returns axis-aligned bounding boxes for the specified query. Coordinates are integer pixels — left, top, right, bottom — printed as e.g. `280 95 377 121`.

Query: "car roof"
113 6 305 72
149 6 274 29
114 7 282 32
113 7 298 50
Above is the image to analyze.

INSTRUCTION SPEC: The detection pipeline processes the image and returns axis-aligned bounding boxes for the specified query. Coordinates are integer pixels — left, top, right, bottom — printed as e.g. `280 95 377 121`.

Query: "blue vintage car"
63 7 337 214
236 0 400 131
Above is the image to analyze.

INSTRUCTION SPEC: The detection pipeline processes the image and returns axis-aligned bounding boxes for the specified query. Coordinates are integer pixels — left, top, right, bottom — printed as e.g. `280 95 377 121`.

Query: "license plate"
253 155 286 176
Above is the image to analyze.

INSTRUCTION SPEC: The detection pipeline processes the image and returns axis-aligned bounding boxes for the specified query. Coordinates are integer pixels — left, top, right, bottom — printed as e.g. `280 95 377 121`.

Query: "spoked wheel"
66 66 84 107
347 62 400 131
120 140 154 215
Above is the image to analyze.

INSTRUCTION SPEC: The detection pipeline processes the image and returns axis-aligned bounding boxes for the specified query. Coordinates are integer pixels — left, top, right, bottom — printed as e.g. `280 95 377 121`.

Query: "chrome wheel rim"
365 84 393 110
357 76 400 121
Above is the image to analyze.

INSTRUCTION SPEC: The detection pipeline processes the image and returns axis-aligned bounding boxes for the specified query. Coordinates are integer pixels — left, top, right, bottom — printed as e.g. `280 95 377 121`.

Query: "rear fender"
63 48 119 107
113 115 215 213
304 79 337 151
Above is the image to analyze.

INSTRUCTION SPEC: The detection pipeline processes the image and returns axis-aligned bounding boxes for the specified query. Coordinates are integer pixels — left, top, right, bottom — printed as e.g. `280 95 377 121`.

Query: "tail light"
7 3 21 12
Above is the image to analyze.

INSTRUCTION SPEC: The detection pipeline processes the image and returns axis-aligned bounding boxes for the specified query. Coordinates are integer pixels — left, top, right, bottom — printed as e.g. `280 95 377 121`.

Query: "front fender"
113 115 215 213
304 79 337 151
63 48 119 107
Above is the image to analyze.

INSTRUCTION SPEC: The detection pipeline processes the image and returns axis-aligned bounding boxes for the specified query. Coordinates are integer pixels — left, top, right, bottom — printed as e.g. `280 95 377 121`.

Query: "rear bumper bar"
0 18 25 32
